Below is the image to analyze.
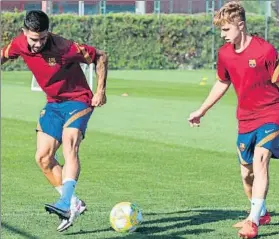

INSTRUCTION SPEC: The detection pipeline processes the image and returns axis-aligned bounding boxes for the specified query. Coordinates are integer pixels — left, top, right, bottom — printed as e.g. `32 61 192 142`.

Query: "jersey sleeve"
66 42 96 65
216 51 230 81
1 38 21 61
266 46 279 83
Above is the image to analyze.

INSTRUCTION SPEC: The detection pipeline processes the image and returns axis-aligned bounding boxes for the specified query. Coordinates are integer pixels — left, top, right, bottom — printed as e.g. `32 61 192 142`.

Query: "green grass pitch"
2 70 279 238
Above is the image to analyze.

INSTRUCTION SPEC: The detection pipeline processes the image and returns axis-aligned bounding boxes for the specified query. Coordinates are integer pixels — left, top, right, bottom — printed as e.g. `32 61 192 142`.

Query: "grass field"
2 70 279 239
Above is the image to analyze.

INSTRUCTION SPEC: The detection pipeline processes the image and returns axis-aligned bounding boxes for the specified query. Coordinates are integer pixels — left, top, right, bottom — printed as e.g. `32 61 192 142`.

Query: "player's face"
220 21 244 45
24 30 48 53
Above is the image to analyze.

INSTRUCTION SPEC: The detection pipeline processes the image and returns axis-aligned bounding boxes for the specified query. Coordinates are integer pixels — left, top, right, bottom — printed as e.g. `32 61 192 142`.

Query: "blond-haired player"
188 2 279 238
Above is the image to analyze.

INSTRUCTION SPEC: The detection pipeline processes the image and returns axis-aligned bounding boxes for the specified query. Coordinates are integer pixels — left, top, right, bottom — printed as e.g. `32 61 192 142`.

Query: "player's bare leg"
234 162 270 228
240 164 253 200
36 131 62 187
45 128 84 222
38 130 86 229
233 164 253 228
238 147 271 238
248 147 271 221
62 128 82 181
56 128 87 232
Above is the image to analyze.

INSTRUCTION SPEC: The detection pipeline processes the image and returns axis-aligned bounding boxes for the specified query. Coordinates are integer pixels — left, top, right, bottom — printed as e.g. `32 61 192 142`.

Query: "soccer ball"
110 202 143 233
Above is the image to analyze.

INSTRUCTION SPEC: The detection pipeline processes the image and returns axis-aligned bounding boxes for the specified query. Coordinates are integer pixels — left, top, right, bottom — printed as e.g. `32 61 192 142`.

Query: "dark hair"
24 10 49 32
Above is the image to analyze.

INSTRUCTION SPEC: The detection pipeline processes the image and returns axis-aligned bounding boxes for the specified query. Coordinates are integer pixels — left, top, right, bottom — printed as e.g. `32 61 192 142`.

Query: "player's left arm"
92 49 108 107
266 45 279 87
69 43 108 107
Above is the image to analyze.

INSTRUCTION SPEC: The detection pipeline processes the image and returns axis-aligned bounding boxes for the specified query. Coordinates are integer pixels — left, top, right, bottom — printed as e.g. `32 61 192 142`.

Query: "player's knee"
253 160 269 175
253 148 271 176
254 151 271 167
35 151 53 170
63 144 79 159
241 170 254 182
62 133 82 158
240 163 253 182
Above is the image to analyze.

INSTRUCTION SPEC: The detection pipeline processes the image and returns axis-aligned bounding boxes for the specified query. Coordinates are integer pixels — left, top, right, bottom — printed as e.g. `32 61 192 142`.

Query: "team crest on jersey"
239 143 246 152
248 59 256 68
48 58 56 66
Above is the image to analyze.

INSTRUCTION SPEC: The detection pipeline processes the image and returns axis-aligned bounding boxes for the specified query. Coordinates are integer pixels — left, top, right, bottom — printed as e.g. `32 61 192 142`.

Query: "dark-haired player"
1 10 108 232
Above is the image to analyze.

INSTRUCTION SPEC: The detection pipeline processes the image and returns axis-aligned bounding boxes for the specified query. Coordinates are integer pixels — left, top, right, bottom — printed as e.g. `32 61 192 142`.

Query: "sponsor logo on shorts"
265 129 274 134
69 109 78 115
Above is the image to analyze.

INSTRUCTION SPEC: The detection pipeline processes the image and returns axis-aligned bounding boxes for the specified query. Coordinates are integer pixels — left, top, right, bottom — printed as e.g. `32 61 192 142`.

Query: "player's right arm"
188 51 231 127
1 38 21 65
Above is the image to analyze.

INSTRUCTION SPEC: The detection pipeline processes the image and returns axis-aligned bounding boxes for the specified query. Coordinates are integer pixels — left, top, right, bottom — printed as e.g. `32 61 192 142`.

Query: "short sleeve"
66 42 96 65
1 38 21 60
216 51 230 81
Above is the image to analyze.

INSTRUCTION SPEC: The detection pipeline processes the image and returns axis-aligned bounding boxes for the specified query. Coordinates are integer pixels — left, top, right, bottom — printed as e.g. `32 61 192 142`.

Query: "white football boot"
57 198 87 232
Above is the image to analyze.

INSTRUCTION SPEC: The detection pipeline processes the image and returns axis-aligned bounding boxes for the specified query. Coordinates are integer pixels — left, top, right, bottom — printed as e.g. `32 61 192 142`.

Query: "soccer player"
1 10 108 232
188 2 279 238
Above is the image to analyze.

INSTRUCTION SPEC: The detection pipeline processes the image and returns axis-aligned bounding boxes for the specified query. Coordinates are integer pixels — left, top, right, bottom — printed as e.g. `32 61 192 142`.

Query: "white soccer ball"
110 202 143 233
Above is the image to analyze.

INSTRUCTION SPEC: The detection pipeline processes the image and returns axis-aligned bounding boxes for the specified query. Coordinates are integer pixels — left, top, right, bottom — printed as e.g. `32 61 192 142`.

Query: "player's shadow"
64 210 279 238
136 210 279 238
102 209 239 239
143 209 279 239
135 209 242 236
65 209 278 238
64 228 111 236
108 232 207 239
256 212 279 238
258 232 279 238
2 222 40 239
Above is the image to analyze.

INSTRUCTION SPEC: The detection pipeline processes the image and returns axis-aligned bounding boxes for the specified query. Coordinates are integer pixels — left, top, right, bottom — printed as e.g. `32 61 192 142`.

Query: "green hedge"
1 12 278 70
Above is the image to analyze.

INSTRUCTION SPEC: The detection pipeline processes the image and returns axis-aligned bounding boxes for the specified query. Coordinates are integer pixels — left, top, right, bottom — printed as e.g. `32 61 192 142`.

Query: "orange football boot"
238 221 258 239
259 211 271 225
233 211 271 228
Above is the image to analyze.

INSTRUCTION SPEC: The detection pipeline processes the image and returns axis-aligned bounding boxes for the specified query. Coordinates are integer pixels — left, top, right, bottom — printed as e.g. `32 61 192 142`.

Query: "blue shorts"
36 101 93 143
237 123 279 165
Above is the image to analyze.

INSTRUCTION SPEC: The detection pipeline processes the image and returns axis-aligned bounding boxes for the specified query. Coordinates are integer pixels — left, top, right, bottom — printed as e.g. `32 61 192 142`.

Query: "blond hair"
213 1 246 27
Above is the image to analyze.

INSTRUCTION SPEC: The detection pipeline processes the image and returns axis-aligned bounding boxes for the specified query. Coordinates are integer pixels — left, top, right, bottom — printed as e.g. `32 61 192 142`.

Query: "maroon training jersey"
1 33 96 105
217 36 279 133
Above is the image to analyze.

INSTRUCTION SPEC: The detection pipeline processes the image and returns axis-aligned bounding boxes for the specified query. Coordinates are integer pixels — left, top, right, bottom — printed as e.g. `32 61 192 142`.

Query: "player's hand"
188 109 205 127
92 91 107 107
